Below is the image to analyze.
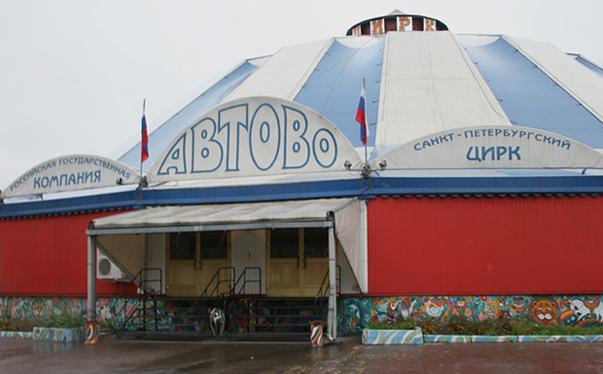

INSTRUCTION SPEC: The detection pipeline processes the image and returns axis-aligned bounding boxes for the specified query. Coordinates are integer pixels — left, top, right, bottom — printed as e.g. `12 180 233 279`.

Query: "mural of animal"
424 298 446 319
450 297 472 319
209 308 226 336
386 300 416 322
346 303 360 328
530 299 558 325
99 305 113 321
508 296 528 318
569 299 603 322
591 300 603 321
477 298 501 321
209 307 225 336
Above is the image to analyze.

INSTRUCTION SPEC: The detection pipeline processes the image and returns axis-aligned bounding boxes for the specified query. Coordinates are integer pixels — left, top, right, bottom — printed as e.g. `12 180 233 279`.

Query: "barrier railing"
314 265 341 314
200 266 235 298
233 266 263 295
116 267 163 331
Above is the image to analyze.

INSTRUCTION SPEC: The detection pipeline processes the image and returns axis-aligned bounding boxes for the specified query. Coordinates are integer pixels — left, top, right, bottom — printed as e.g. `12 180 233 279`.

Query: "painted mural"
0 297 139 327
4 295 603 336
0 297 233 333
338 295 603 335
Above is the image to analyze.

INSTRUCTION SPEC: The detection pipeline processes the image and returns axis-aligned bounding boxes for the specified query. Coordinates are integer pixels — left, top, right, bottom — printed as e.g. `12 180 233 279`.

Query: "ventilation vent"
98 258 112 276
96 251 127 281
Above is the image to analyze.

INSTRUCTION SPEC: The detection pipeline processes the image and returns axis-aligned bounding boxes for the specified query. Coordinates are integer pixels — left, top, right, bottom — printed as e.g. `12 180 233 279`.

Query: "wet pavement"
2 336 603 373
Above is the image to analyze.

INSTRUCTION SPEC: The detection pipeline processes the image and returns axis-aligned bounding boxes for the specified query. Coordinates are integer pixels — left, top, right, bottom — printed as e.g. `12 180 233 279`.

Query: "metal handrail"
115 267 163 331
316 265 341 299
233 267 262 295
200 266 235 298
137 267 163 295
314 265 341 315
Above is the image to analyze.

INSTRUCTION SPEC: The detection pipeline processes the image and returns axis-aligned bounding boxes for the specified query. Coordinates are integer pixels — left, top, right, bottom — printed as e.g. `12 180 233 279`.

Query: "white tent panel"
247 55 272 67
375 31 510 151
223 38 334 101
504 36 603 123
96 234 145 279
336 243 360 294
334 199 367 293
454 34 500 47
92 198 350 229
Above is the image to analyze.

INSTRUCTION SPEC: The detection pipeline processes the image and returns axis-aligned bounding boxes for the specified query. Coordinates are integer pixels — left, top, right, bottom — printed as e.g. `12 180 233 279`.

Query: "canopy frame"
87 220 332 237
86 210 339 341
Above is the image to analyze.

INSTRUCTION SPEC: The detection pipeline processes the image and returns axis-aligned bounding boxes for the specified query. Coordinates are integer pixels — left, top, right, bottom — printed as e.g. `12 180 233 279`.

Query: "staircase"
228 297 328 340
114 267 164 334
115 266 337 341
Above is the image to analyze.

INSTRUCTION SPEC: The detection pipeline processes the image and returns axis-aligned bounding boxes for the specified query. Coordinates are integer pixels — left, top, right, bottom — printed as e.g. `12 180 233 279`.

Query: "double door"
165 228 329 297
267 228 329 297
166 231 230 297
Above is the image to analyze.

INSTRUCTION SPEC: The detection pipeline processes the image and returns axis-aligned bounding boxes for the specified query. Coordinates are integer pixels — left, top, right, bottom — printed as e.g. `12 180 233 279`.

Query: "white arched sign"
373 126 603 169
2 154 139 199
148 97 362 182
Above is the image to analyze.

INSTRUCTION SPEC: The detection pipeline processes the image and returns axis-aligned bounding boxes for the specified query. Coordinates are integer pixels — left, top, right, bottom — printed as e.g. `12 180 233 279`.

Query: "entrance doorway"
166 231 230 297
267 228 329 297
165 228 331 297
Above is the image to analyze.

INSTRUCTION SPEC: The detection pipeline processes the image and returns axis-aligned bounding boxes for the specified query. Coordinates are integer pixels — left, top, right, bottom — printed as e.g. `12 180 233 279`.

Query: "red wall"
368 195 603 296
0 211 134 297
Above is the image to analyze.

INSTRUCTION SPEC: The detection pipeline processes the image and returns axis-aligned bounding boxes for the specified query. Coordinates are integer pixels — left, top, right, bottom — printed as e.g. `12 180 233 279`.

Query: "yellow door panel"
166 260 198 296
301 258 328 294
166 231 231 297
199 259 231 296
268 259 300 296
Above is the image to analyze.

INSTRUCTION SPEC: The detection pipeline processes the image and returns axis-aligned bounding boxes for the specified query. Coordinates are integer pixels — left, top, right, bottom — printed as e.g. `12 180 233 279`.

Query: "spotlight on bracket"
361 164 371 178
344 160 352 170
139 176 149 188
379 160 387 171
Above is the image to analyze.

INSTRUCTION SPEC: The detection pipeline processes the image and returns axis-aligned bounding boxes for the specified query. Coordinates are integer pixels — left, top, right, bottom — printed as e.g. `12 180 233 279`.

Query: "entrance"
267 228 328 297
166 231 230 296
87 198 356 342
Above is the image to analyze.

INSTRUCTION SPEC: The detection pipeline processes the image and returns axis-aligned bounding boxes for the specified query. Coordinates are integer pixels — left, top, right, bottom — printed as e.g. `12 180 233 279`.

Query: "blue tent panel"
119 61 258 169
461 37 603 148
294 38 385 147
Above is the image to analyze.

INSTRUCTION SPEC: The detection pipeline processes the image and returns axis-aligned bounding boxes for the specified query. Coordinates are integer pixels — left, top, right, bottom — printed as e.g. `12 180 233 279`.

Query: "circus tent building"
2 10 603 339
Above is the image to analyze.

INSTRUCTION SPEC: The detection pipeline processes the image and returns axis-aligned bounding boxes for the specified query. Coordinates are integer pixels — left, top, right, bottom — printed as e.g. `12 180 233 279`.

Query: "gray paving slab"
1 336 603 373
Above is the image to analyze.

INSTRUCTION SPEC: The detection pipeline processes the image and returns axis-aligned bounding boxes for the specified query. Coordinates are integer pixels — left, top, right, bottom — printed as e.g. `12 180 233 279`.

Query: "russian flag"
355 79 369 145
141 106 149 163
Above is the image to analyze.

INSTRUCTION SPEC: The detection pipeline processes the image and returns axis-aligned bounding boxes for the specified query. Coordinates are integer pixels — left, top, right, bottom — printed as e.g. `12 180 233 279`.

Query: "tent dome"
117 12 603 172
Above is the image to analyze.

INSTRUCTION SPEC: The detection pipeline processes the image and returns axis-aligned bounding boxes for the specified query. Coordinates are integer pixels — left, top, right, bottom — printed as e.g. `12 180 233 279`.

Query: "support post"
85 234 99 344
86 235 96 323
360 200 369 293
327 225 337 341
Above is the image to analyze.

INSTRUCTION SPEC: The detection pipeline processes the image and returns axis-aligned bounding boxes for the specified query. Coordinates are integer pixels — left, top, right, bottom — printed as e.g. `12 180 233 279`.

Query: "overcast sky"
1 0 602 188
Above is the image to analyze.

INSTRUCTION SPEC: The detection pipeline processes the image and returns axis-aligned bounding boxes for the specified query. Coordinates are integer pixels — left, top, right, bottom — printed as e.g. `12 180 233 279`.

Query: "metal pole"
140 99 146 180
86 235 96 323
327 226 337 341
360 200 369 293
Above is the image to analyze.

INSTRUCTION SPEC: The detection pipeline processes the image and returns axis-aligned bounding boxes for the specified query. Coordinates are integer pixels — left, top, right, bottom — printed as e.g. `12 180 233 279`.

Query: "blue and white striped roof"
118 31 603 171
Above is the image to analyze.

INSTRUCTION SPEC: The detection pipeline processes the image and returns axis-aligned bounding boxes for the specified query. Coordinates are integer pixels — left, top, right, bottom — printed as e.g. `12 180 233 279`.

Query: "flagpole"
363 78 368 167
140 99 146 179
138 98 146 208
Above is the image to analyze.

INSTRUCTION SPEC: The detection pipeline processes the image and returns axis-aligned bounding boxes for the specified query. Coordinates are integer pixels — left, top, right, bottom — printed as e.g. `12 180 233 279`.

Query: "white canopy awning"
90 198 352 234
88 198 368 293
